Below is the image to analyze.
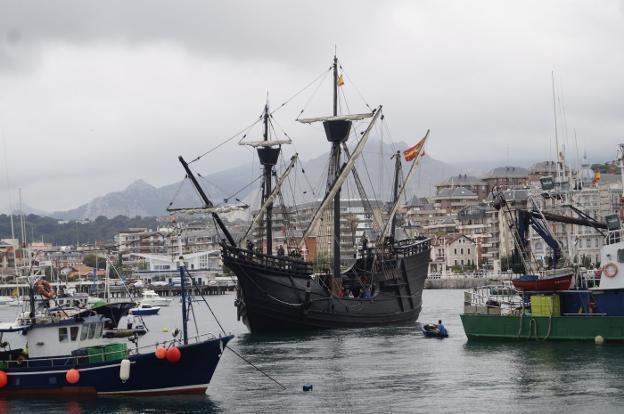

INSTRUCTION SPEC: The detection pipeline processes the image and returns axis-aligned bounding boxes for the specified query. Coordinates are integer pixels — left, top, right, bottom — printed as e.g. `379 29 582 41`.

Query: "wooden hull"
223 241 430 333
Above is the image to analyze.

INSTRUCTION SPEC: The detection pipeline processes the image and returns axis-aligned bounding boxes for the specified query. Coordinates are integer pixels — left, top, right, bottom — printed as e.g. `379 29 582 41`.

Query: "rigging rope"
339 63 373 112
190 66 330 165
296 68 333 120
223 174 263 203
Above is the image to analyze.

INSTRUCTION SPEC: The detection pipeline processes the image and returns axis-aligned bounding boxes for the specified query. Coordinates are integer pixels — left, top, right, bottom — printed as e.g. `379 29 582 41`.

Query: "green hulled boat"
461 313 624 342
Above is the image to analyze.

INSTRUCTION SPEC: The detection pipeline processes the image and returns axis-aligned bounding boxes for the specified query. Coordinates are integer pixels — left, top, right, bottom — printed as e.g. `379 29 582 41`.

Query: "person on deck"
361 285 371 299
246 239 254 256
437 320 447 336
277 245 285 256
127 310 135 330
361 235 369 256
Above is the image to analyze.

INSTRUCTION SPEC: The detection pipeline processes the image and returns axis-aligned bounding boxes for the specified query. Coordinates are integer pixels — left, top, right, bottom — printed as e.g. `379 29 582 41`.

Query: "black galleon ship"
175 55 431 333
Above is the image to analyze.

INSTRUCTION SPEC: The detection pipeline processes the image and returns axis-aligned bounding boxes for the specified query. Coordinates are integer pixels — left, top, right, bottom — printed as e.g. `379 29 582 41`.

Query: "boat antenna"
176 226 189 345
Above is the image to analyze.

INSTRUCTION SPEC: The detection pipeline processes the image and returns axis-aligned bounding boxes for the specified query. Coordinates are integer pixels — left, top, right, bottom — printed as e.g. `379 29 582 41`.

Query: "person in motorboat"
437 320 447 336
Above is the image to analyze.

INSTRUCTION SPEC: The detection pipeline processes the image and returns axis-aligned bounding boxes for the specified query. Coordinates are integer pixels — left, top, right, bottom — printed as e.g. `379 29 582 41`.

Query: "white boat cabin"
24 315 111 358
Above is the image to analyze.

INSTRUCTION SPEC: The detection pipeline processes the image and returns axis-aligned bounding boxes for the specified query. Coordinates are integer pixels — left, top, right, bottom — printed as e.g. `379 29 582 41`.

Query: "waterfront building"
433 187 480 214
444 234 478 271
482 166 529 193
128 251 222 286
115 228 167 254
456 205 498 269
435 174 488 200
289 198 386 265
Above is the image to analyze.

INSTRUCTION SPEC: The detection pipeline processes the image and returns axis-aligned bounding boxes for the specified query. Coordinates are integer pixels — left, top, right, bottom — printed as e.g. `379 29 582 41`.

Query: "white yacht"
139 289 172 307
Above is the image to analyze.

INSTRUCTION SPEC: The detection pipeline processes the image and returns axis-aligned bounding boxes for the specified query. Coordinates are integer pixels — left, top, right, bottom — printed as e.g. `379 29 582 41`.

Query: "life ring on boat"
604 262 618 278
35 279 55 299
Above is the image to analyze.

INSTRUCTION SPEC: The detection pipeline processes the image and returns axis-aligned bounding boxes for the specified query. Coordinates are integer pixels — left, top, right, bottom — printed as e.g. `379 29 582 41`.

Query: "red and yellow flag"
403 129 429 161
337 74 345 87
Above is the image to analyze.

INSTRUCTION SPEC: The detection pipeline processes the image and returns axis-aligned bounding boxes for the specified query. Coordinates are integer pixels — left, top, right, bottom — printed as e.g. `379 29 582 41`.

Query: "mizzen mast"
390 150 401 240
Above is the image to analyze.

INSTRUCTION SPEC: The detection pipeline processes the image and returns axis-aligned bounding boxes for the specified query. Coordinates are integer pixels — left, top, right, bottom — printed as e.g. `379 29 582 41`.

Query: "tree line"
0 214 160 245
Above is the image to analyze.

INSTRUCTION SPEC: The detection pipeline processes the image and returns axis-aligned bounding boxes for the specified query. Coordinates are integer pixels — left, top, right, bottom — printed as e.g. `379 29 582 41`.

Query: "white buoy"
162 327 169 333
119 359 131 382
595 335 604 345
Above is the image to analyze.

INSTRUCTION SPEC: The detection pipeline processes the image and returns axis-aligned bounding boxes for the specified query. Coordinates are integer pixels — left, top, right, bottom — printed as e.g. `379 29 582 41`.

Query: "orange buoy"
155 346 167 359
0 371 7 388
66 368 80 384
166 346 182 363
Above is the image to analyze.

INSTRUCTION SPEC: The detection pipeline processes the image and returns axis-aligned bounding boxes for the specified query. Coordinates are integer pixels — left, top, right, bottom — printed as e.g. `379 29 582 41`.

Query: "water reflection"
0 395 222 414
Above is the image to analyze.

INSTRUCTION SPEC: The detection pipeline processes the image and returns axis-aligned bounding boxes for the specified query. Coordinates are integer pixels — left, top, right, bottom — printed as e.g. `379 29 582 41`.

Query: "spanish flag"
337 74 345 87
403 129 430 161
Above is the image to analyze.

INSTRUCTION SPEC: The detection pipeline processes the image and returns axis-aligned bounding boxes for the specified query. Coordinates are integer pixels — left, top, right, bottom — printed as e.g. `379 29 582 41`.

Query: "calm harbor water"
1 290 624 413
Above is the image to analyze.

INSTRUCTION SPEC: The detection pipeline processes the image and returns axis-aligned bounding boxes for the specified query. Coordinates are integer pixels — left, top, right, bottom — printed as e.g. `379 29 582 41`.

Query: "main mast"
256 100 280 255
331 55 341 279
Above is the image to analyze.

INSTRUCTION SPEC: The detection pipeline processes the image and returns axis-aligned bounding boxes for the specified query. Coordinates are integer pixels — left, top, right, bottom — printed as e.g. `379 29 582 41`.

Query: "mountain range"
16 138 501 221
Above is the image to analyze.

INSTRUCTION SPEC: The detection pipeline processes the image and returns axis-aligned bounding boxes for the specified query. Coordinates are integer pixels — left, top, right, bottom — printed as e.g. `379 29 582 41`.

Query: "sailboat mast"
551 72 562 186
332 55 341 279
177 229 188 345
262 102 273 254
391 151 401 239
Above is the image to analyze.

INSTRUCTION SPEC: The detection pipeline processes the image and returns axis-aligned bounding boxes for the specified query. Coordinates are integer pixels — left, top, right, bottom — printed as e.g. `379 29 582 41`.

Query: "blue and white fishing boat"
129 303 161 316
0 252 233 396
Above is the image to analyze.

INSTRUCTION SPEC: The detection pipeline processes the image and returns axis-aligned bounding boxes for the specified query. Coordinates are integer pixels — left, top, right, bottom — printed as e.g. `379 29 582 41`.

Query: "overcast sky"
1 0 623 212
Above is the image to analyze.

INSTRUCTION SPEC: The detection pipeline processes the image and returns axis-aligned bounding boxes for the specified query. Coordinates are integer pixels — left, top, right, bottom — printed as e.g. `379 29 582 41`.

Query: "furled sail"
166 205 248 214
298 106 382 248
297 112 375 124
239 139 292 147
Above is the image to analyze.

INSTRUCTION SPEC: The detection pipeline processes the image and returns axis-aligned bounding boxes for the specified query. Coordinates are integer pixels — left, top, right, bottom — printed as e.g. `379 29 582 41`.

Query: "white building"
128 251 221 286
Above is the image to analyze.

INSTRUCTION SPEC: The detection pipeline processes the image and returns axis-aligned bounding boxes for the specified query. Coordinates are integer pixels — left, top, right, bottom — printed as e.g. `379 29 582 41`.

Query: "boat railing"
463 284 523 315
0 332 225 369
394 238 431 257
605 229 623 246
221 244 313 276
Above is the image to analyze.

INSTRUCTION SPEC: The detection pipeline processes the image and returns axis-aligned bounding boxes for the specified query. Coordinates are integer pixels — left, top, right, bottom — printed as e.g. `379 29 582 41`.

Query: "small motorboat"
139 289 172 307
129 303 160 315
422 323 448 338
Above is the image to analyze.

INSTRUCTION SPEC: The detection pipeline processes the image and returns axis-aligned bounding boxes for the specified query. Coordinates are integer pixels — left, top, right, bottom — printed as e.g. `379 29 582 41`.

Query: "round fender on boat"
0 371 7 388
595 335 605 345
155 346 167 359
604 262 618 278
119 359 131 382
166 346 182 363
303 383 313 392
66 368 80 384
